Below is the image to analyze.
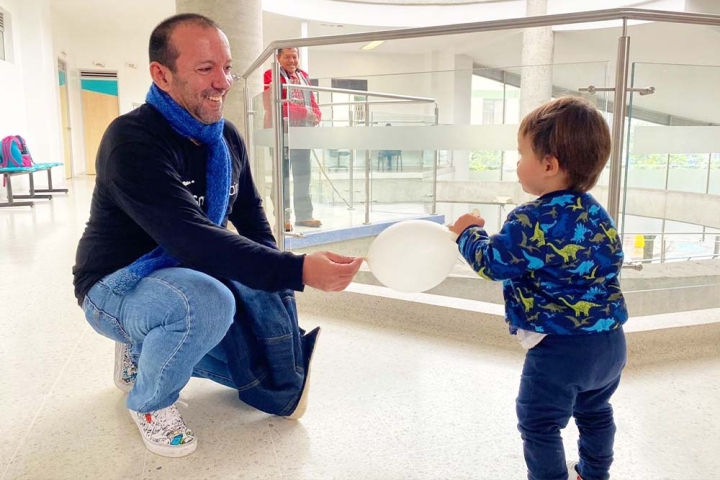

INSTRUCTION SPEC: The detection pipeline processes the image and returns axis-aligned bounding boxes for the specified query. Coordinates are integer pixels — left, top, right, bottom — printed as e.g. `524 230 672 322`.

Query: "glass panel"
434 61 610 231
246 58 610 255
248 87 284 237
623 62 720 256
284 69 443 235
621 61 720 314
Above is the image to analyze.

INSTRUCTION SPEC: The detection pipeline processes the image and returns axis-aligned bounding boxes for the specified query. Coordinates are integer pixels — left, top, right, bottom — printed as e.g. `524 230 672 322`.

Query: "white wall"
307 49 436 121
17 0 62 168
50 6 173 175
50 10 81 177
306 49 431 97
0 0 63 198
64 25 165 115
0 0 27 138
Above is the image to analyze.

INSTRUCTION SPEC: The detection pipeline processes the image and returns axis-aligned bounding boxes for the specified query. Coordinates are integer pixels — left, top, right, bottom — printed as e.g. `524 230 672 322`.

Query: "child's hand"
449 213 485 236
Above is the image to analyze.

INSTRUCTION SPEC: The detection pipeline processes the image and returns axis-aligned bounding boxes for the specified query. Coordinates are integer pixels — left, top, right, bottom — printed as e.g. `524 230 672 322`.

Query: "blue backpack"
1 135 35 169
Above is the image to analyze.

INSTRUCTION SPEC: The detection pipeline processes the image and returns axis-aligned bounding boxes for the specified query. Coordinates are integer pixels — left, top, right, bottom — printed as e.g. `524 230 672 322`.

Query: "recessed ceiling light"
361 40 385 50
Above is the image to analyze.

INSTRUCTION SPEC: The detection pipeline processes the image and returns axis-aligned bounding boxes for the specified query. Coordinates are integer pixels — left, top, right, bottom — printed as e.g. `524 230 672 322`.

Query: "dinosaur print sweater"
457 190 628 336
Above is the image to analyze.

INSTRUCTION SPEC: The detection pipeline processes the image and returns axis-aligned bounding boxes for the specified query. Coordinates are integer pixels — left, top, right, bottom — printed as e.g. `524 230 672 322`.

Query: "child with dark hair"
450 96 628 480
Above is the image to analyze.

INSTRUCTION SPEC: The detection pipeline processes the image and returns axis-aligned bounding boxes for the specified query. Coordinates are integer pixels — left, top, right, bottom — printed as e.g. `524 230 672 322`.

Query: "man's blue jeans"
516 328 626 480
82 267 237 412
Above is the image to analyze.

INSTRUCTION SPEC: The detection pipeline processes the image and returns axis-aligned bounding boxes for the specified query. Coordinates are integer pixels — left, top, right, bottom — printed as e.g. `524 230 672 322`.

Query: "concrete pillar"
429 47 473 181
300 22 309 73
176 0 263 135
429 47 474 222
519 0 554 117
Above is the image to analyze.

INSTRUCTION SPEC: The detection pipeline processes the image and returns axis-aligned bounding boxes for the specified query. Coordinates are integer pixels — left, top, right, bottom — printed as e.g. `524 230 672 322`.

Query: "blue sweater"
457 190 628 335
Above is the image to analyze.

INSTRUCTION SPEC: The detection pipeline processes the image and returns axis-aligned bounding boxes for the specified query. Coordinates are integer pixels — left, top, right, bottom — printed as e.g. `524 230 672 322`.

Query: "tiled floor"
1 175 718 479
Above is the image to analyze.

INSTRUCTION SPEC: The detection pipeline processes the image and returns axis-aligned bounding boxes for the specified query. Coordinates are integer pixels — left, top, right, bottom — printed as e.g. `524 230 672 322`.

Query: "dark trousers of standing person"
516 328 626 480
283 148 313 222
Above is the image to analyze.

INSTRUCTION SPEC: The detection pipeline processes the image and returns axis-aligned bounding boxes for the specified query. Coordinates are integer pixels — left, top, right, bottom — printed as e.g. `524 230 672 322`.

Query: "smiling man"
73 14 362 458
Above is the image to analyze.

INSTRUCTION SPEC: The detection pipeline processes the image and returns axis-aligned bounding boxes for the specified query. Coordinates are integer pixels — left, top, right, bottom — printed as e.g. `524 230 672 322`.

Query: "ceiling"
48 0 720 123
337 0 504 4
50 0 174 32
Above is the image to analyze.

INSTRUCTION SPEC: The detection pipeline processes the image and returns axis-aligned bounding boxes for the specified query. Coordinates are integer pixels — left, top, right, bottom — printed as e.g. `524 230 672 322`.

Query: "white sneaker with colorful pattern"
129 404 197 457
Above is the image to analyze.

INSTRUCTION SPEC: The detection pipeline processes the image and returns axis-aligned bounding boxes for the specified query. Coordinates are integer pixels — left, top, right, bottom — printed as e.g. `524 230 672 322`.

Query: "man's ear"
150 62 173 93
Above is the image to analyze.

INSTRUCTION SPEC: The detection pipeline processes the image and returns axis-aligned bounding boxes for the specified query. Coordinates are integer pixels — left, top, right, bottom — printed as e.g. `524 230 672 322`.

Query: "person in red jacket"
263 47 322 231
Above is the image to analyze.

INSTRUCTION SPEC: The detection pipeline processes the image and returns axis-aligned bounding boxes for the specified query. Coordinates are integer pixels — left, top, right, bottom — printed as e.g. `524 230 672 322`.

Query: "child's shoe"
567 461 583 480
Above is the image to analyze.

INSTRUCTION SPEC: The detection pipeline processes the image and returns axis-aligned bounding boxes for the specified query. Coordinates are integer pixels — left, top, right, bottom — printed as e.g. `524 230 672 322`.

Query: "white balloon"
367 220 459 293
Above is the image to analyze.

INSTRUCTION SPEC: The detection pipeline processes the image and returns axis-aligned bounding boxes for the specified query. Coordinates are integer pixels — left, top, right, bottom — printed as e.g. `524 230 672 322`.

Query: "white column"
520 0 554 117
429 47 474 222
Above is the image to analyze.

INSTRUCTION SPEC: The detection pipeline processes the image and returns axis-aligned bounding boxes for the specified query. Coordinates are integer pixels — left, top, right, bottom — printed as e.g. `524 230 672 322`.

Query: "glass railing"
248 83 440 247
242 8 720 314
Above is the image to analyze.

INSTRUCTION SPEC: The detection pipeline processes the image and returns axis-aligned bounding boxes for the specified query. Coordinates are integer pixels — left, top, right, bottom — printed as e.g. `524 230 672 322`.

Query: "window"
0 10 6 61
482 98 495 124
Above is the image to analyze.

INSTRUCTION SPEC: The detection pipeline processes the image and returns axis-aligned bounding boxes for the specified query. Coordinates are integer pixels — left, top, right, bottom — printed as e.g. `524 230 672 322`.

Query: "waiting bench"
1 163 68 208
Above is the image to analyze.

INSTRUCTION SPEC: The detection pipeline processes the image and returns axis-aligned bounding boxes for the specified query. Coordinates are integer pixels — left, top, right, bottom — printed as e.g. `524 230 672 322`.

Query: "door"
58 59 73 179
80 70 119 175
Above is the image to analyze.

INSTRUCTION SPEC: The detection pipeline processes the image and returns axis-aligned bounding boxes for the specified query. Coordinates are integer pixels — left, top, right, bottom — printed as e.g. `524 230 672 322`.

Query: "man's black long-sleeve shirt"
73 104 304 304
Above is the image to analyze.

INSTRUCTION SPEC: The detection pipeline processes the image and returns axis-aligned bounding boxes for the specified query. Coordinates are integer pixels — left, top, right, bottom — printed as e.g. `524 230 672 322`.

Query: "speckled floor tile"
2 176 719 480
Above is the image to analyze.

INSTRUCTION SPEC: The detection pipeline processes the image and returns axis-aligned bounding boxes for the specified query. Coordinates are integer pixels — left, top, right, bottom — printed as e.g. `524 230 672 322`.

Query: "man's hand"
302 251 363 291
449 212 486 236
306 111 320 126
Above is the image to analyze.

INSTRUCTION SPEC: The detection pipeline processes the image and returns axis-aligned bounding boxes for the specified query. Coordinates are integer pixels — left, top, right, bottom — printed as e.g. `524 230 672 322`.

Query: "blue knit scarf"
104 84 231 294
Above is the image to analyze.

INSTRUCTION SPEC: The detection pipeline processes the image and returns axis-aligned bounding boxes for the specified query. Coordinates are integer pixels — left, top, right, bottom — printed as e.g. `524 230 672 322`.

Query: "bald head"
149 13 221 72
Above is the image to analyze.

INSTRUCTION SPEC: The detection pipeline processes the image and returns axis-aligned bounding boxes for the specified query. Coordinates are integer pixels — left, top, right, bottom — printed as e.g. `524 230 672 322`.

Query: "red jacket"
263 68 322 128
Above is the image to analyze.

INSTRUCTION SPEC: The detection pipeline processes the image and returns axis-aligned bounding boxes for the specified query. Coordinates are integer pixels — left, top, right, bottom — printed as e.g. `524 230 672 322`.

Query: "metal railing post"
432 104 439 215
271 57 286 249
364 98 371 224
348 107 355 210
607 19 630 223
243 83 256 175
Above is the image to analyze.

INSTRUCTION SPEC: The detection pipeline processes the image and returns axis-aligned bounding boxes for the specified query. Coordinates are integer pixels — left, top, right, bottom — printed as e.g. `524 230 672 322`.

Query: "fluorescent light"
361 40 385 50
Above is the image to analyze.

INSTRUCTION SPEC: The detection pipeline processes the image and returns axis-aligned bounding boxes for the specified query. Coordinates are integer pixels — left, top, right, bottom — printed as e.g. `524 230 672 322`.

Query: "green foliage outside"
470 150 502 170
469 150 716 172
629 153 711 169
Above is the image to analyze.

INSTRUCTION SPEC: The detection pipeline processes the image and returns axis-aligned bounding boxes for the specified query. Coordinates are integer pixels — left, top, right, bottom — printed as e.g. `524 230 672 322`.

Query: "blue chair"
327 149 350 171
0 163 68 208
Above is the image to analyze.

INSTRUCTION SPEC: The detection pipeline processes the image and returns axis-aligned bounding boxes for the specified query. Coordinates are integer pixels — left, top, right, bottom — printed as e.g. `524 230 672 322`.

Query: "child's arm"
456 210 546 281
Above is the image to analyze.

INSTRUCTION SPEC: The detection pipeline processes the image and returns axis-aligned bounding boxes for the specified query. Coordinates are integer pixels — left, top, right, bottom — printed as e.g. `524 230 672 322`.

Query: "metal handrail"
281 83 436 103
633 254 720 264
622 232 720 237
241 8 720 79
317 100 436 108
